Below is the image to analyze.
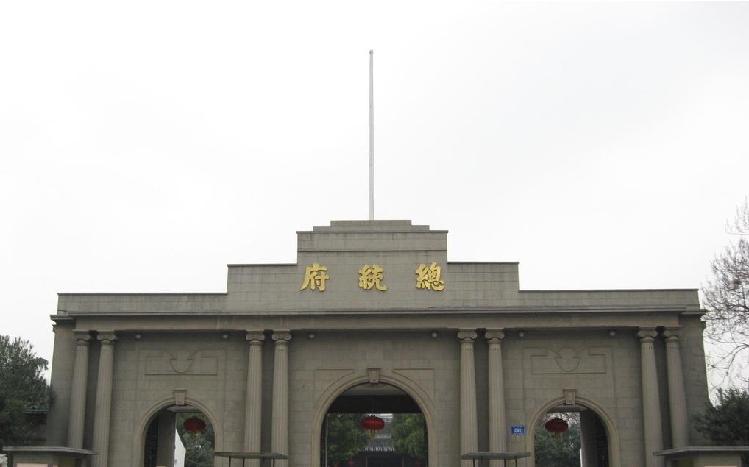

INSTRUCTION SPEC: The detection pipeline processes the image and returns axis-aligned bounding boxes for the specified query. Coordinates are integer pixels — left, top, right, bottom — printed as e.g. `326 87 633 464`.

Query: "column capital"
637 328 658 342
246 330 266 345
663 327 681 342
272 330 292 343
97 332 117 345
457 329 478 342
485 329 505 343
73 330 92 345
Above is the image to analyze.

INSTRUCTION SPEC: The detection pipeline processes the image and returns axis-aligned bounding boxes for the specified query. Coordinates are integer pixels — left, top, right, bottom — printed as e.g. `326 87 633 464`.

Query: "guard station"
8 220 736 467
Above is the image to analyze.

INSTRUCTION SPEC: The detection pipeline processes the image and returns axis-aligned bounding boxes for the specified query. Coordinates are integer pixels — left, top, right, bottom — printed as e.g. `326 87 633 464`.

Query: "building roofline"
296 230 449 234
519 288 698 293
448 261 520 265
57 292 227 296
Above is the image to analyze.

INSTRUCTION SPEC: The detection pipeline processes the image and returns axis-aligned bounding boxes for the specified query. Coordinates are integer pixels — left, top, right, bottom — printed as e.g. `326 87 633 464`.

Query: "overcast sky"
1 2 748 369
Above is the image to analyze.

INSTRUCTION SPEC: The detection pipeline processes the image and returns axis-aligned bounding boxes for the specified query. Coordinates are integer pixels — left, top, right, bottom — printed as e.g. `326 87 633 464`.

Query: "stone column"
67 330 91 448
271 330 291 466
458 329 478 467
638 328 664 467
155 410 176 467
244 331 265 465
664 328 689 448
579 410 599 467
91 332 116 467
485 329 507 467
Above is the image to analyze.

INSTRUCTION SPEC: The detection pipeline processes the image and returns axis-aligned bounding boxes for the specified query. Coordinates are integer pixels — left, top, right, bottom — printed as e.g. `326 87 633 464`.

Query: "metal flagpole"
369 49 374 221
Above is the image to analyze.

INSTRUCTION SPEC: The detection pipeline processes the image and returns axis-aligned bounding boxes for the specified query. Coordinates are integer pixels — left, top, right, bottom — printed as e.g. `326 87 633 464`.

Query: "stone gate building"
35 220 714 466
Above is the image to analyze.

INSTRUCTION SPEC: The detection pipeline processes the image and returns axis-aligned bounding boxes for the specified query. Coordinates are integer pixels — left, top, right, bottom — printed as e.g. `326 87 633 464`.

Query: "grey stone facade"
44 220 708 467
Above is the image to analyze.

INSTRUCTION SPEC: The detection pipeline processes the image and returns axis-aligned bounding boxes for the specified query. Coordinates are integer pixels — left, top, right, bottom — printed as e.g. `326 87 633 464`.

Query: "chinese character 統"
358 264 387 291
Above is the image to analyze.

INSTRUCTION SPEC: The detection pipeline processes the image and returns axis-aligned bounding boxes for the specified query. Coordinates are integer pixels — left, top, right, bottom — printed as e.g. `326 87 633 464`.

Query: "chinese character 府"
300 263 330 292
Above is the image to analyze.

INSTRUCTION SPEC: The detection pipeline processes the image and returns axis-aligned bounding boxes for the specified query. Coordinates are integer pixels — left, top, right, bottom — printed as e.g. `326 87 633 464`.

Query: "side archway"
132 396 223 467
525 396 621 467
309 372 438 467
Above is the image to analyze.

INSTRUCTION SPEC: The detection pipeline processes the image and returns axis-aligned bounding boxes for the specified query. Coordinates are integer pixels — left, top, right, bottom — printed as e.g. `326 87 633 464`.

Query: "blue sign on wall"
510 425 526 435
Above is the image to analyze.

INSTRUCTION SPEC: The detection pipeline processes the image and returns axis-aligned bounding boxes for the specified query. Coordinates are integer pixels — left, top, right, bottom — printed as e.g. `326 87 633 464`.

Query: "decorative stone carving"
74 330 92 345
174 389 187 406
246 330 265 345
528 347 608 375
563 388 577 406
367 368 381 384
457 329 478 342
144 350 219 376
272 330 292 343
485 329 505 343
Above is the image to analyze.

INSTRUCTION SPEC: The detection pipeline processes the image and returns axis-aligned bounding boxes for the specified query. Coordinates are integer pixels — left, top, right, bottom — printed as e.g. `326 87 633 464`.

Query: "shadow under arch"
310 372 438 467
525 396 621 467
132 396 224 467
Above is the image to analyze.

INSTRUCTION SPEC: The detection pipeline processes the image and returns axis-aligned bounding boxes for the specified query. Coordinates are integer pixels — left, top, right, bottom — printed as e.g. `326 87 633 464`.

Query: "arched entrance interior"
321 383 428 467
533 403 609 467
143 404 215 467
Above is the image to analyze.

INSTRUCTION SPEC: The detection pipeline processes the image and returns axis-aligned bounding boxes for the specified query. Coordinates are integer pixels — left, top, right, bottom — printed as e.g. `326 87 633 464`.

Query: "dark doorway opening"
322 383 427 467
143 405 215 467
533 405 609 467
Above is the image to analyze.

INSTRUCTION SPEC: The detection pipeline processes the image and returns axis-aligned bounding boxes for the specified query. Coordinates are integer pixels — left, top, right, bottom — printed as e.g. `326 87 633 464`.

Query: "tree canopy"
703 198 749 385
391 413 427 461
324 414 369 466
534 413 581 467
175 413 214 467
694 388 749 463
0 335 49 448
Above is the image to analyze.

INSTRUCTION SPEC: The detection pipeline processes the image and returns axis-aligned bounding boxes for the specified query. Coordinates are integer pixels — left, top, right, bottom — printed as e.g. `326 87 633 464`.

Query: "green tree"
534 415 581 467
175 413 214 467
703 199 749 384
391 414 427 461
694 389 749 463
323 414 369 466
0 335 49 448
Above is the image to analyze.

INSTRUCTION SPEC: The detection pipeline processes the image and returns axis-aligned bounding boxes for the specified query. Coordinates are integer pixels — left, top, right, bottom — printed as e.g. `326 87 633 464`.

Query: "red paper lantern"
183 416 207 433
544 417 568 434
360 415 385 436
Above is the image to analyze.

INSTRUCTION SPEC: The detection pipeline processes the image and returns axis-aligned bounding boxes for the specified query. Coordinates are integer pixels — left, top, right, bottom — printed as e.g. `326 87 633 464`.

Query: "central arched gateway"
310 374 438 467
526 397 622 467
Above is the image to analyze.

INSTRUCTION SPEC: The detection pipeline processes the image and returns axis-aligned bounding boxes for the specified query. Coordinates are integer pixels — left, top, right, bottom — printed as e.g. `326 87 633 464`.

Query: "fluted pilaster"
244 331 265 466
92 332 116 467
271 330 291 467
486 329 507 466
639 328 664 467
458 329 478 467
67 330 91 448
664 328 689 448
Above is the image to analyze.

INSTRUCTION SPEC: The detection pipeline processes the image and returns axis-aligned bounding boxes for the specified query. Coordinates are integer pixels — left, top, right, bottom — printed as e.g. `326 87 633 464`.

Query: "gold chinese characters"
299 263 445 292
358 264 387 291
415 262 445 291
300 263 329 292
